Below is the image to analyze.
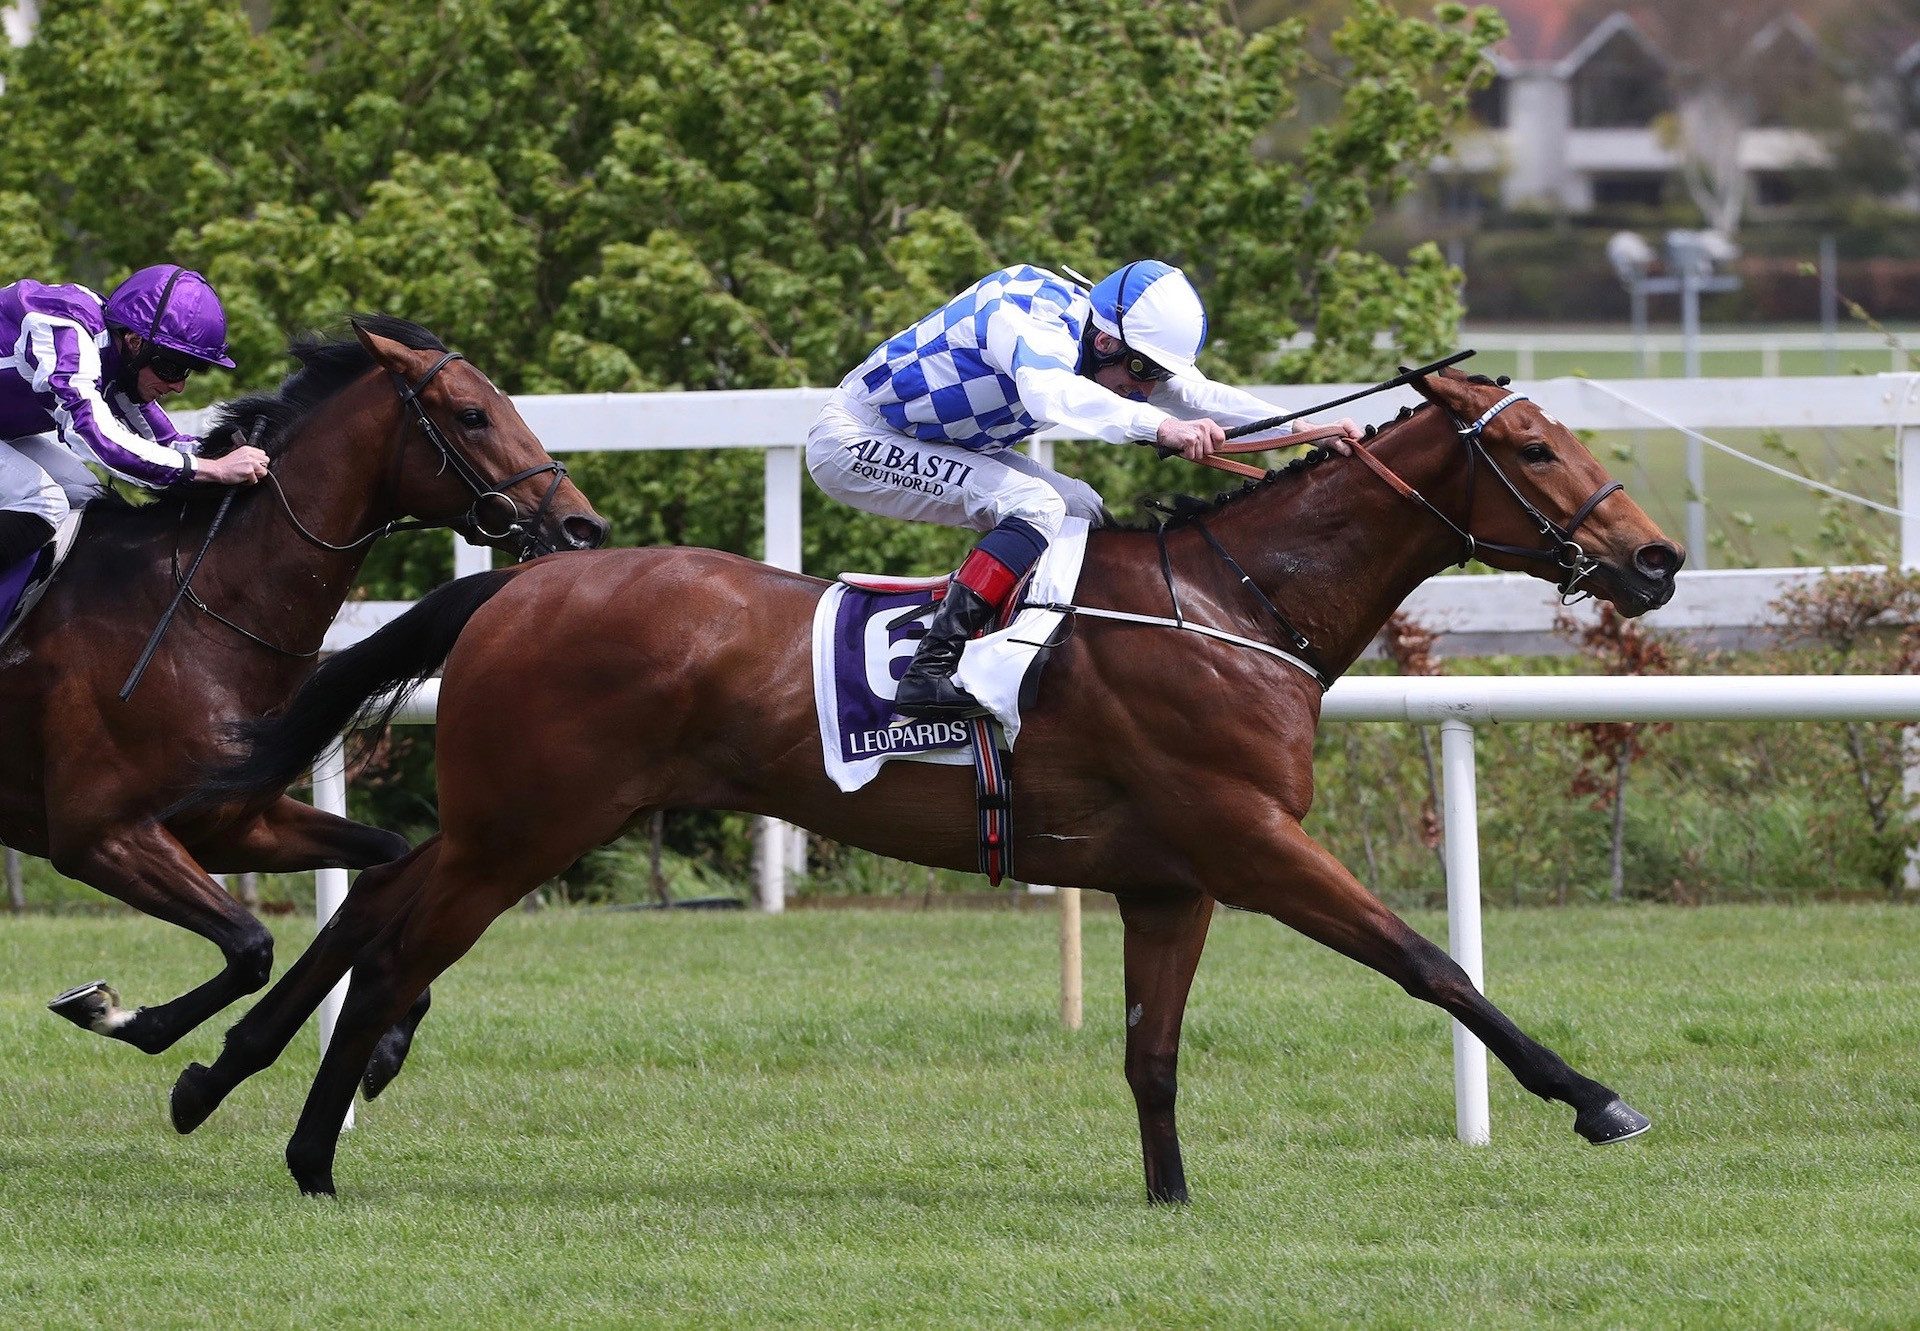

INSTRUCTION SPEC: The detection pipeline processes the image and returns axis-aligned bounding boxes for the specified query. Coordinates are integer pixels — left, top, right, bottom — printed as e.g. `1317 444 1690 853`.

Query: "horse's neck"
190 388 398 659
1162 416 1474 677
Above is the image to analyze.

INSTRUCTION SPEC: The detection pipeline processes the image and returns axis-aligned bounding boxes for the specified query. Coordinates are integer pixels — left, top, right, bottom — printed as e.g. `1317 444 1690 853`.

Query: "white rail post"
1059 887 1083 1031
756 444 805 912
453 533 493 579
312 736 355 1131
1439 718 1490 1145
1902 419 1920 893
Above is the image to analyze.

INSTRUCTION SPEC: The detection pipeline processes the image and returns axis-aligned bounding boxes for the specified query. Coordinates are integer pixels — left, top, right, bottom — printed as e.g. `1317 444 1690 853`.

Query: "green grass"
1 906 1917 1328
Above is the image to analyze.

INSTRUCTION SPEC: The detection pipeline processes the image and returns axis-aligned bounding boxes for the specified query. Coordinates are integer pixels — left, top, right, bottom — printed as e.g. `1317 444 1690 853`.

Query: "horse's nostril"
1634 541 1683 580
564 515 610 550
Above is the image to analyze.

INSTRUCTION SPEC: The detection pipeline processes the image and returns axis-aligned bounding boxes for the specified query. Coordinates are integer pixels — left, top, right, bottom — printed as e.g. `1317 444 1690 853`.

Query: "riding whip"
119 419 267 701
1220 349 1477 441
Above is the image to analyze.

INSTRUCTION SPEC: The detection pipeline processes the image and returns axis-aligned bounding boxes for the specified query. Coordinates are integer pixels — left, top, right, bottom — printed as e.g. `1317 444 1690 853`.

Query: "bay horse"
175 367 1681 1199
0 316 606 1077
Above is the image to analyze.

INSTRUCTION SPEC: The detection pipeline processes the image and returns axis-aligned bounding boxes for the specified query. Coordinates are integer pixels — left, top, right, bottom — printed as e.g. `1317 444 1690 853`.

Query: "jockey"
807 260 1365 720
0 265 272 573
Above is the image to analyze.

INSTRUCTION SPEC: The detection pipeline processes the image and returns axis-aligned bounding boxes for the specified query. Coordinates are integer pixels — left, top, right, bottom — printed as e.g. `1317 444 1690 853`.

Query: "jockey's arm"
22 315 196 489
986 306 1168 445
1152 372 1360 454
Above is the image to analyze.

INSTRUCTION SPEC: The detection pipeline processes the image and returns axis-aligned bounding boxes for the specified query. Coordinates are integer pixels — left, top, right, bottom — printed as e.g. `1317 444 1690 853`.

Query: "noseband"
390 351 570 558
1348 391 1620 601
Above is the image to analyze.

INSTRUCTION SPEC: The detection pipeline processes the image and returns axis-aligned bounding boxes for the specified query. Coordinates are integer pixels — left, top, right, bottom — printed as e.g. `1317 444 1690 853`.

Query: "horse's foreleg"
1116 890 1214 1204
171 839 437 1135
192 796 429 1100
1209 819 1648 1144
283 850 531 1197
45 822 273 1054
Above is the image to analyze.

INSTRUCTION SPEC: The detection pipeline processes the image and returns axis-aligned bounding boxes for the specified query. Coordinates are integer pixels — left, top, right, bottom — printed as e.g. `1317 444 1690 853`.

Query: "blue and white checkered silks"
847 265 1091 452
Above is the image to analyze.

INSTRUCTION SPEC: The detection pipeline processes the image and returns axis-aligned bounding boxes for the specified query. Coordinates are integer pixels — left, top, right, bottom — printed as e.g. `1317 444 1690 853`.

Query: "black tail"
184 568 521 811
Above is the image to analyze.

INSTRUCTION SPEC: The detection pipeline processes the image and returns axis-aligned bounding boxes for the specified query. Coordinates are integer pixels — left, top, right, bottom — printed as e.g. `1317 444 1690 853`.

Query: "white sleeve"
1150 371 1293 439
983 302 1168 445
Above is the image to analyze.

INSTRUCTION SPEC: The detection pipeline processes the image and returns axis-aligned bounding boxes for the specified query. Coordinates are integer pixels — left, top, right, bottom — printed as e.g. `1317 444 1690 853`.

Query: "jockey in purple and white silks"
0 265 271 574
808 260 1365 720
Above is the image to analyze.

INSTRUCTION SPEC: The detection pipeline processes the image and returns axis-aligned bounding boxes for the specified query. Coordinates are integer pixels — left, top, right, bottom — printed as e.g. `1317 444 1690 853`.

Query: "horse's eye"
1520 442 1553 464
456 408 489 429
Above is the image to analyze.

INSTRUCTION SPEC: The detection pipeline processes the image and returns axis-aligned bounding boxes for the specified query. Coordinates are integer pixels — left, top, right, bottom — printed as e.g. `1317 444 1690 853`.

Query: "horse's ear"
352 320 434 377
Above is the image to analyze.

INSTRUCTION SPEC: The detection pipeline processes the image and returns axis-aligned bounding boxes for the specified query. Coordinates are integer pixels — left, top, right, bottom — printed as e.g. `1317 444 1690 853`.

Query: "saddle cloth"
0 510 85 655
812 518 1089 793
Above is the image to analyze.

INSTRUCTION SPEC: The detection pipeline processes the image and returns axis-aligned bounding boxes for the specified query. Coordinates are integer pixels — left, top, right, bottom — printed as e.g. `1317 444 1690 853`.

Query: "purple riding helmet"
103 265 237 369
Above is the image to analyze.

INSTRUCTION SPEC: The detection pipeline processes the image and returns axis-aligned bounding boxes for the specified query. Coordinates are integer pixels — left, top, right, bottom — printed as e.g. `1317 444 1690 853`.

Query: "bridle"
386 351 569 557
253 350 570 563
141 350 572 670
1345 389 1620 601
1123 389 1624 695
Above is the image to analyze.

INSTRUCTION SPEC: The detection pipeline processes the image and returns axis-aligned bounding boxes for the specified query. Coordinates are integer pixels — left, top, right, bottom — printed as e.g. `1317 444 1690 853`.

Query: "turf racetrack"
2 905 1916 1328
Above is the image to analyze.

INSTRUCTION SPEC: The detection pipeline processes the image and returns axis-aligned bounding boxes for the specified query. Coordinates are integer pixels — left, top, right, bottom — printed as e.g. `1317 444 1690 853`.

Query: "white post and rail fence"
175 375 1920 1135
301 672 1920 1147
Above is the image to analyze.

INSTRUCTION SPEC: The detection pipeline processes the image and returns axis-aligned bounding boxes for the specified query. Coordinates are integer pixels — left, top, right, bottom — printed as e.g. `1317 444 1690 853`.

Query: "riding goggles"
142 349 211 385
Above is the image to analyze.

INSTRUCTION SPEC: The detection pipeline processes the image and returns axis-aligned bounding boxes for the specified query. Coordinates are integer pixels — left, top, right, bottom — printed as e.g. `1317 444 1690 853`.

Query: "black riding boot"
893 582 1000 720
0 511 55 574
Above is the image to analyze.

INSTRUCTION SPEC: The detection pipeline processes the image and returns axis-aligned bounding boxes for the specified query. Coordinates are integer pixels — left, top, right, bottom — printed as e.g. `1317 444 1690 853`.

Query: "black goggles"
143 349 209 384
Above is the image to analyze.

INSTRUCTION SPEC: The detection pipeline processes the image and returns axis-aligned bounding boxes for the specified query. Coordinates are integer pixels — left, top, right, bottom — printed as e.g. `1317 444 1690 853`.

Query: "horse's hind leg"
1209 819 1648 1144
171 839 438 1134
1116 890 1215 1204
197 795 430 1100
45 822 274 1054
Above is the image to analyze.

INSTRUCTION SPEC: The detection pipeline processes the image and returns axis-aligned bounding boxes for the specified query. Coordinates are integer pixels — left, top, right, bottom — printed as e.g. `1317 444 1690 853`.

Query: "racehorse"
174 367 1681 1199
0 316 606 1076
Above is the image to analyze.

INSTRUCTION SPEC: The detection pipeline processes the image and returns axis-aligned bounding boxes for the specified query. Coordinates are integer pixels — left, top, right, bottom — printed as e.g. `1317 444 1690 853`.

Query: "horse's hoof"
286 1144 337 1198
1575 1097 1651 1145
169 1062 224 1135
47 980 123 1034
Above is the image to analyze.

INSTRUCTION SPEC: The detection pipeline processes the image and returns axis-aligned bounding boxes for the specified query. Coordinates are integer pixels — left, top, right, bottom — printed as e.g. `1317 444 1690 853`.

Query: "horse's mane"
199 314 446 460
81 314 445 525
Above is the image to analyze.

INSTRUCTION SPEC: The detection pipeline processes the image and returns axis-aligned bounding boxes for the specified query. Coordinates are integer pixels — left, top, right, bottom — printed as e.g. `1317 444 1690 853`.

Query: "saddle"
815 523 1093 885
0 511 85 655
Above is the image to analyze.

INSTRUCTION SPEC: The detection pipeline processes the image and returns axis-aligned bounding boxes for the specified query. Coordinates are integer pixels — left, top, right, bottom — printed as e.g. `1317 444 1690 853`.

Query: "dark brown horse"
176 368 1681 1198
0 316 606 1072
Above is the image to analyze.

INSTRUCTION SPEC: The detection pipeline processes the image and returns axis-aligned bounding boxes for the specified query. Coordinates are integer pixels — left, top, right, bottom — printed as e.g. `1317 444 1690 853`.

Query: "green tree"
3 0 1501 887
4 0 1501 579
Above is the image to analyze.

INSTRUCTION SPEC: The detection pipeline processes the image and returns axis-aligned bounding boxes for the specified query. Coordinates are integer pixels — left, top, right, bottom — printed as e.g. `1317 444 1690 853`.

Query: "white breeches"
0 434 106 526
806 387 1104 540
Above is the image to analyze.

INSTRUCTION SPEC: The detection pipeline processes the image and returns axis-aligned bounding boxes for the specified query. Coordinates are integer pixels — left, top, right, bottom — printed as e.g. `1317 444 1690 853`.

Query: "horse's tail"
185 567 522 810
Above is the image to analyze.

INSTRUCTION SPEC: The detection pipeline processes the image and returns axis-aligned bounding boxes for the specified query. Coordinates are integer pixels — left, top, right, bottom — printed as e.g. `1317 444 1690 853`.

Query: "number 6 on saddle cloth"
811 520 1097 884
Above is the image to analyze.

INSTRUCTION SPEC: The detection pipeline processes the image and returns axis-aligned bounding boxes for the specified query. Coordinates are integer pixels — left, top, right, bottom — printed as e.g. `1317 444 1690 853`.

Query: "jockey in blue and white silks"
0 265 269 575
808 260 1364 720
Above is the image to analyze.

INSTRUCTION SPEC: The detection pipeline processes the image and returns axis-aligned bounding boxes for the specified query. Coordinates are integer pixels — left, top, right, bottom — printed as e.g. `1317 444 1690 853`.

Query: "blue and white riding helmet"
1085 260 1208 379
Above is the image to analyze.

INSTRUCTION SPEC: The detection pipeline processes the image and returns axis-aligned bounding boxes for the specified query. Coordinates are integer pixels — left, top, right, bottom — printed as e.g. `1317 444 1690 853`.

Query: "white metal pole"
1439 719 1490 1146
1682 271 1708 567
1059 887 1083 1031
756 445 806 913
311 736 355 1131
1902 420 1920 893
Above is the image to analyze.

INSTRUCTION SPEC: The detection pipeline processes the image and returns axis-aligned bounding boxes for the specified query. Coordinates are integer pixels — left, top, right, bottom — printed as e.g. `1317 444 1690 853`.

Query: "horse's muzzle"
561 514 610 550
1609 539 1684 615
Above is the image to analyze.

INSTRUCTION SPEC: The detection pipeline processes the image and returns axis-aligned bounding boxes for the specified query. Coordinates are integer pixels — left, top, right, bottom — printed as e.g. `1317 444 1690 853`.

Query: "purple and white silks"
0 279 197 490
